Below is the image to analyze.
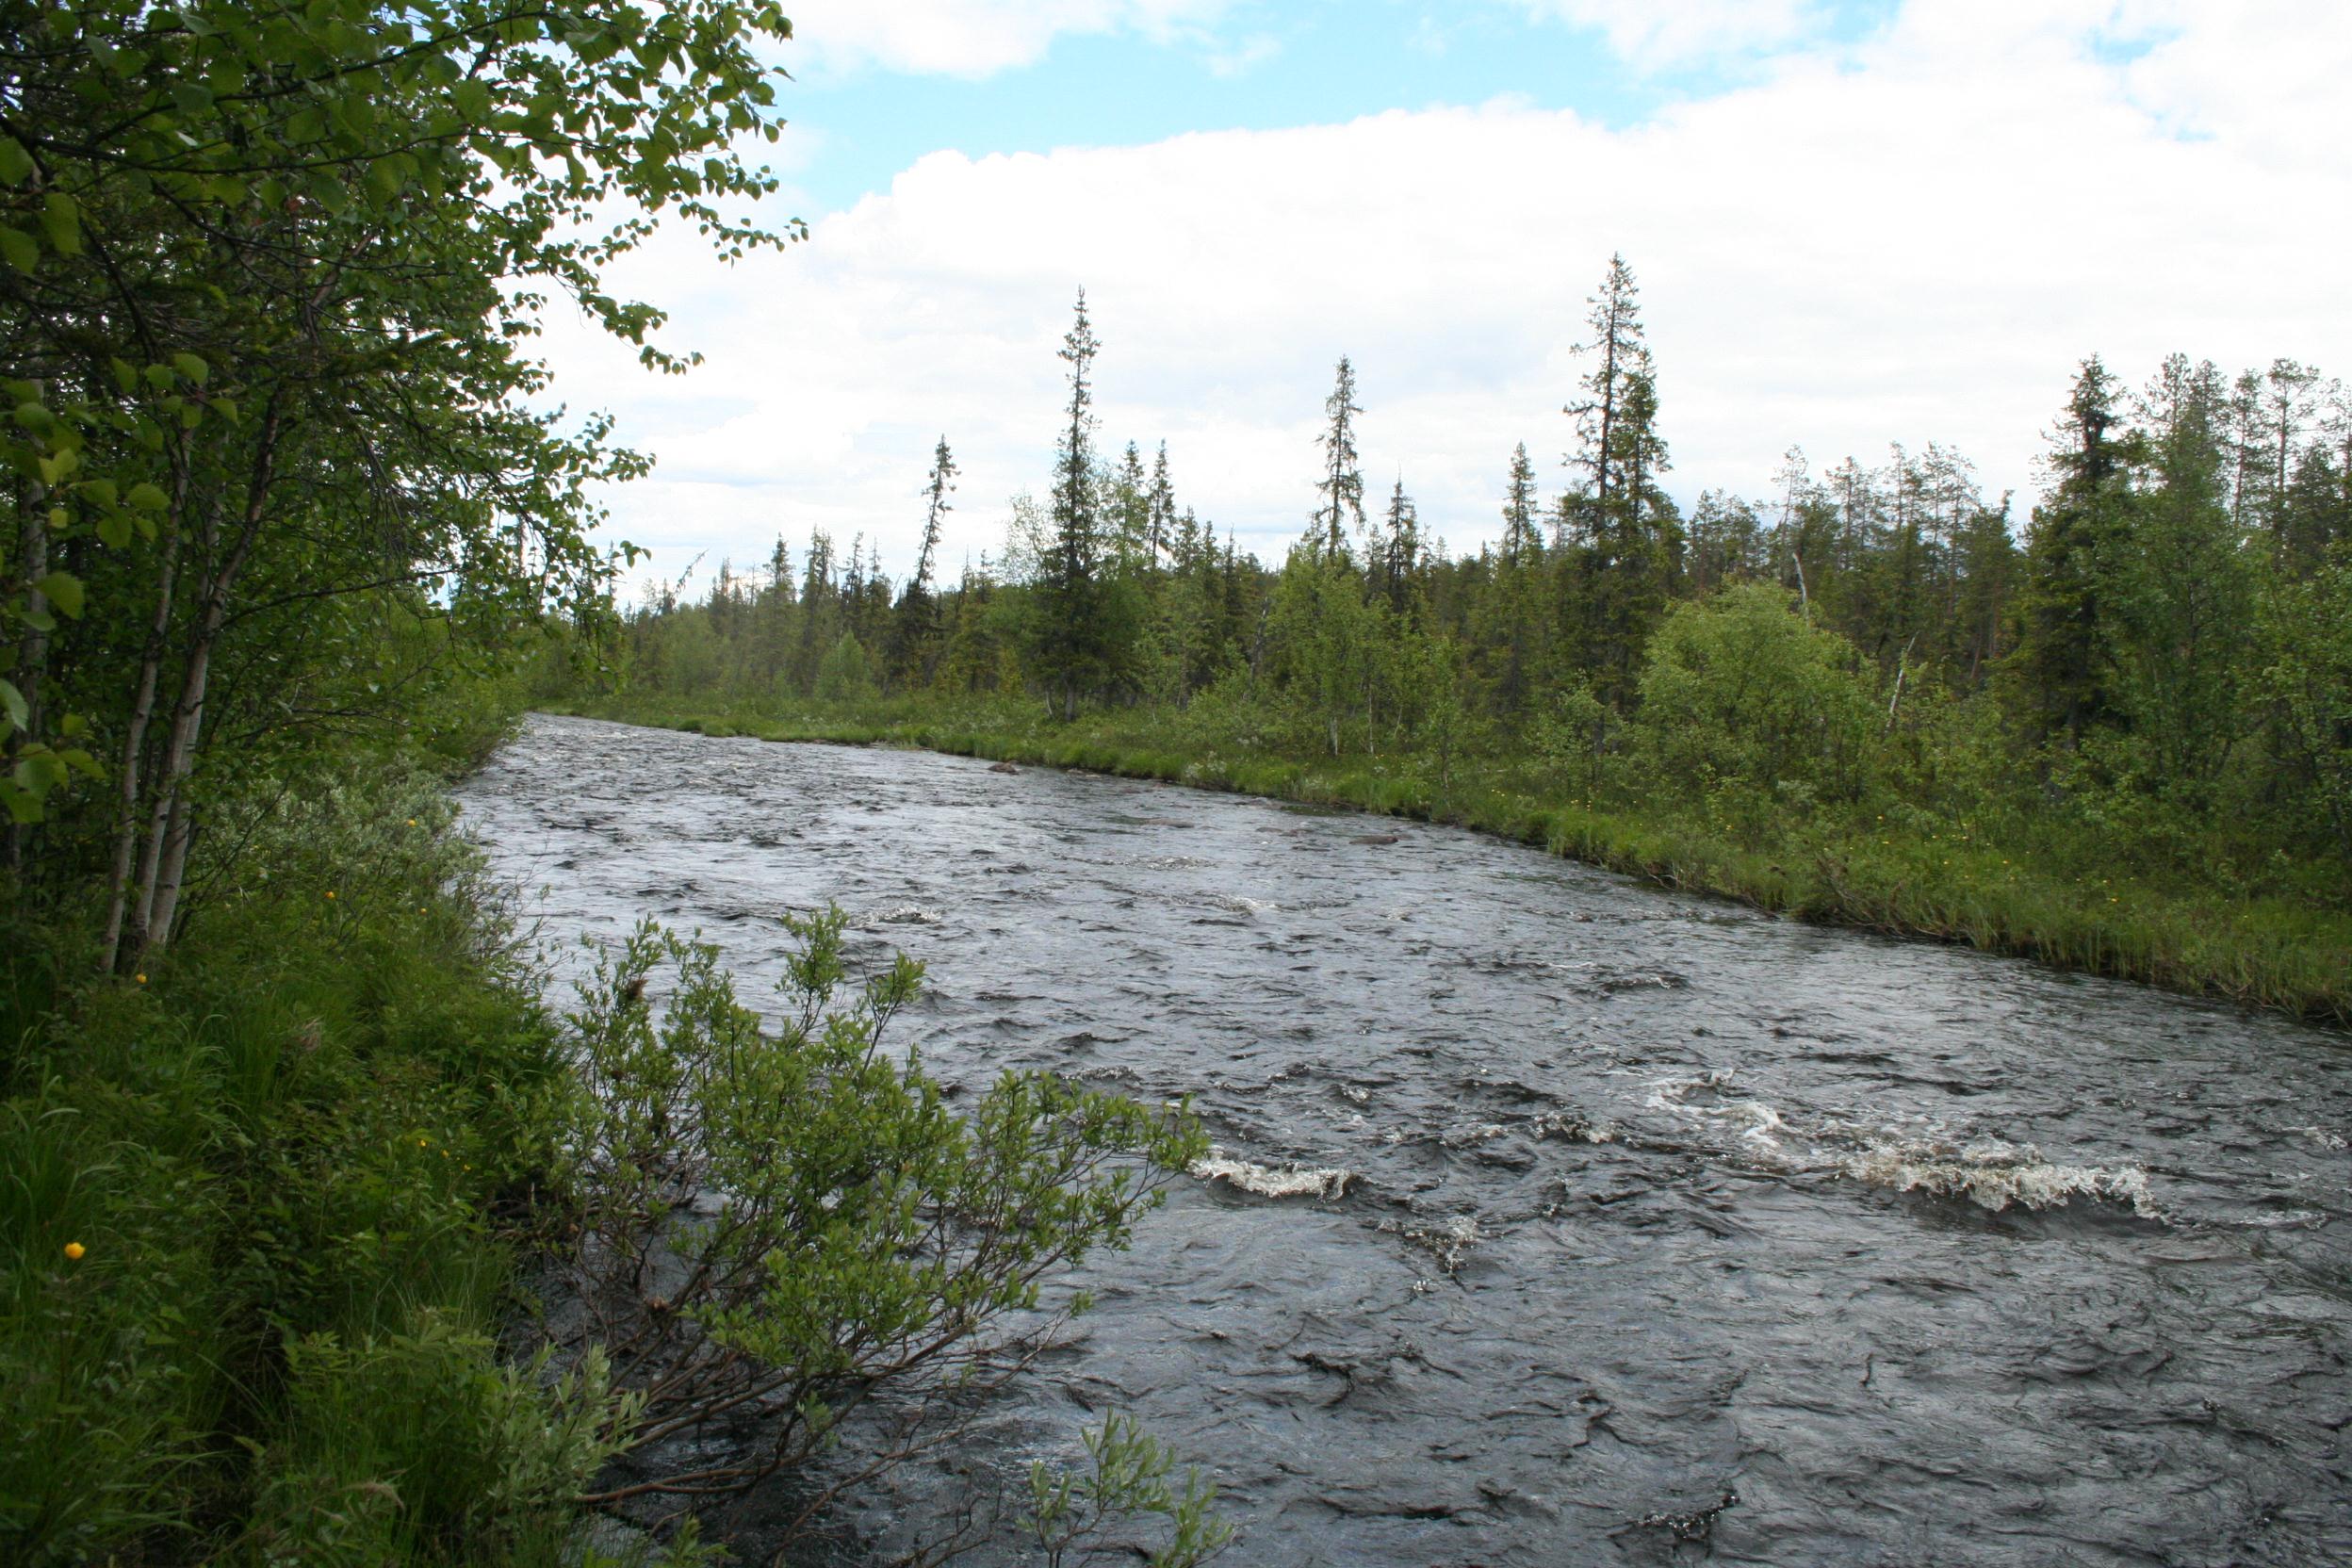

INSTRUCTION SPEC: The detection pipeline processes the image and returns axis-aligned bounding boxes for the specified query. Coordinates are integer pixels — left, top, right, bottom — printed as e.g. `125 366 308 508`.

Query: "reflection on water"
460 714 2352 1566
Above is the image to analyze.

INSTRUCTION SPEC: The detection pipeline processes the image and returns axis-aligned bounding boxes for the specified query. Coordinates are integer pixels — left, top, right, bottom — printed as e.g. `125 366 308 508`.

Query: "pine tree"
1374 475 1422 617
792 527 837 695
1109 440 1152 576
1501 443 1543 567
889 436 956 690
1478 445 1548 713
1147 442 1178 564
1563 254 1652 532
1560 254 1672 706
2011 354 2136 747
1313 357 1366 565
1027 289 1117 718
2109 354 2254 793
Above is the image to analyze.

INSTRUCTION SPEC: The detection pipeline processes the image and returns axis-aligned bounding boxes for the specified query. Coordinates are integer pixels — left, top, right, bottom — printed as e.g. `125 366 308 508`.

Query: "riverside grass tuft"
550 694 2352 1028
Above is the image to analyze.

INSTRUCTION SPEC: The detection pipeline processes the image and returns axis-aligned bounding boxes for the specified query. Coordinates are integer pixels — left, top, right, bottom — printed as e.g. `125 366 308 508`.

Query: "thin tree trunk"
134 398 280 957
100 447 189 972
5 480 49 872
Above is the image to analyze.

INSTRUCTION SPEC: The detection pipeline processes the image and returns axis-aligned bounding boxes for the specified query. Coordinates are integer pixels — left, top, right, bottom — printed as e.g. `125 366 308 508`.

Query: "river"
457 713 2352 1566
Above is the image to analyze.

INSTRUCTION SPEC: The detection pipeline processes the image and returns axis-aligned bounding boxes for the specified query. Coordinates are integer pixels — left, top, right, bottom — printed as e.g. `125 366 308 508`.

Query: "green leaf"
34 571 83 618
125 480 169 512
0 677 25 732
451 79 492 122
13 754 64 796
0 227 36 272
0 138 30 186
40 193 80 256
0 778 40 825
171 351 208 385
97 512 132 548
111 356 139 395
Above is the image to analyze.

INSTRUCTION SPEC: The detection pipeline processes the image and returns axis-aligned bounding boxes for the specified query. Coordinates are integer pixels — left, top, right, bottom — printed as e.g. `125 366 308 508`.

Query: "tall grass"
0 767 630 1565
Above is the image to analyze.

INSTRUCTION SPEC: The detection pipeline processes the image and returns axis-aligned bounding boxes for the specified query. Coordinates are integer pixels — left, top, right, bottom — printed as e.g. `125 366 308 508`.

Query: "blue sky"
779 2 1904 219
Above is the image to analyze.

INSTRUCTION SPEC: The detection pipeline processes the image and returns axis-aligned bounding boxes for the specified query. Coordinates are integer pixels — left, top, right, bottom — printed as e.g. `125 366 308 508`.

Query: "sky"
538 0 2352 596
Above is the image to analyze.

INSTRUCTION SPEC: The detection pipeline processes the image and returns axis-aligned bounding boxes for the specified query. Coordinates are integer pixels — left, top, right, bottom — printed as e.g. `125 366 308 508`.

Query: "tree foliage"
1 0 799 969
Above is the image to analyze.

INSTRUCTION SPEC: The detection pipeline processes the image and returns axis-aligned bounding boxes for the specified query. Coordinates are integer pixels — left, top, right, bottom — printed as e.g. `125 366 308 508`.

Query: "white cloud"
553 0 2352 595
1509 0 1824 67
781 0 1238 80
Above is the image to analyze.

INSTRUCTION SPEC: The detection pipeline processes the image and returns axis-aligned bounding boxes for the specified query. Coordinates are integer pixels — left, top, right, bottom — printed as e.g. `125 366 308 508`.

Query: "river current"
457 714 2352 1566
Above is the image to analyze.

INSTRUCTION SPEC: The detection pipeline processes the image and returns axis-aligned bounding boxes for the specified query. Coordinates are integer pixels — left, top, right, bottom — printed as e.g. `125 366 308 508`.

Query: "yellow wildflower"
63 1242 85 1261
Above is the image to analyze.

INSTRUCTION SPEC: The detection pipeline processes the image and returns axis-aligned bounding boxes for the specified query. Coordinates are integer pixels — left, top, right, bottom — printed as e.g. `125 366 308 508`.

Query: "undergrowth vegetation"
0 765 628 1565
2 755 1228 1565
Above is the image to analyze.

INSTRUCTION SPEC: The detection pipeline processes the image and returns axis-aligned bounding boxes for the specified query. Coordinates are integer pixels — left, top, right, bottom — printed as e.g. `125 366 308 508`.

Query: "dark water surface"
458 714 2352 1566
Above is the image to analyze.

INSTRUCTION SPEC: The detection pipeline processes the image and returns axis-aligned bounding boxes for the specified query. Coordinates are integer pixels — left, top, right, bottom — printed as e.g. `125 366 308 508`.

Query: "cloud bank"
547 0 2352 592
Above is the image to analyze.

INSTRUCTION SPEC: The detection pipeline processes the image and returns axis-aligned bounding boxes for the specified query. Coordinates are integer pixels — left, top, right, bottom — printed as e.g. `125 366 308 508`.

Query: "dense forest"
582 272 2352 1014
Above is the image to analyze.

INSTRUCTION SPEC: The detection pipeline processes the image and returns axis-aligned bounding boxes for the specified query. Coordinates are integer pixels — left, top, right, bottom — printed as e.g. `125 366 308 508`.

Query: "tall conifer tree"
1314 357 1366 564
1030 290 1113 717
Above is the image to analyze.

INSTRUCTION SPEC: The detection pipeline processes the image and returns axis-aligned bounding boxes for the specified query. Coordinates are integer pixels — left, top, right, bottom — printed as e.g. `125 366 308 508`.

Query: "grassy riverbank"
547 694 2352 1028
0 761 629 1565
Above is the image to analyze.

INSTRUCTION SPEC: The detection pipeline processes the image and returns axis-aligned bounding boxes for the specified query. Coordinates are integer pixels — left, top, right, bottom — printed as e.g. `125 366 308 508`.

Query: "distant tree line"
605 259 2352 882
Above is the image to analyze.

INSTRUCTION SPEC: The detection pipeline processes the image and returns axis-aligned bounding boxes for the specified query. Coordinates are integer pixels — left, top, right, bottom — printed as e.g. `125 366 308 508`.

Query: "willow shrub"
553 912 1208 1545
1629 583 1879 814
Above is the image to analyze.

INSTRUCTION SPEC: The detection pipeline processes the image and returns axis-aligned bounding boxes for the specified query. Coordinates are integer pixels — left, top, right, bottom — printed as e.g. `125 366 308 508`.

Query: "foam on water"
1643 1072 2164 1217
1839 1137 2164 1217
1191 1147 1355 1200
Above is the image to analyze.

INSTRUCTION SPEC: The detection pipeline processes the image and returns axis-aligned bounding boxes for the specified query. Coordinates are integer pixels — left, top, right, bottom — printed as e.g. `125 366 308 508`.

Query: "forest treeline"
590 265 2352 956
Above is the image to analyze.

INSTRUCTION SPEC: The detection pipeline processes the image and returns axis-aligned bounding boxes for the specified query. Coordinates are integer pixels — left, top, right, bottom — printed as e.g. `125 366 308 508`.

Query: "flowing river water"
457 714 2352 1566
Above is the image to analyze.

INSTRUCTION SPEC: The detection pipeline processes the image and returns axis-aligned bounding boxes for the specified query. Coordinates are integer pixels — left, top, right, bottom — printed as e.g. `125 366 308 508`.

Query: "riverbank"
0 762 623 1564
546 694 2352 1027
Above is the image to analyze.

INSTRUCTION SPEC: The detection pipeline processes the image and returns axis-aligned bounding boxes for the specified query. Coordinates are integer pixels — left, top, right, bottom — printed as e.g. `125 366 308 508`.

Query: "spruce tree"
2011 354 2136 747
1148 442 1179 563
1479 444 1549 713
1560 255 1672 706
1110 440 1152 575
1028 289 1114 718
1313 357 1366 564
1375 475 1423 616
889 436 956 689
2109 354 2253 793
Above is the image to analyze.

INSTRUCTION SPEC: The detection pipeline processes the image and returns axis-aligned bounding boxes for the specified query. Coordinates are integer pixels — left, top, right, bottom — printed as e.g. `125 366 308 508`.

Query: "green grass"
0 768 631 1566
548 693 2352 1026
